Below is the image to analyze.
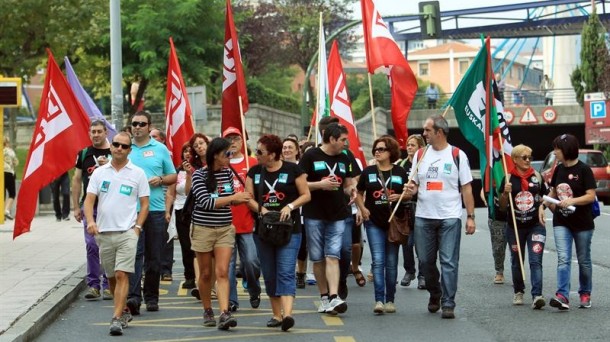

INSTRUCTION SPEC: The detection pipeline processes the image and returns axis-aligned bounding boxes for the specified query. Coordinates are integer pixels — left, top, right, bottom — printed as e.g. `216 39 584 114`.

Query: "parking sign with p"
590 101 606 119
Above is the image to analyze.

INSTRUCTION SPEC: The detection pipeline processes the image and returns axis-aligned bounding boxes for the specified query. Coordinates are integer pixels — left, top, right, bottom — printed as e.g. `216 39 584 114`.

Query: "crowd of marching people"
76 112 598 336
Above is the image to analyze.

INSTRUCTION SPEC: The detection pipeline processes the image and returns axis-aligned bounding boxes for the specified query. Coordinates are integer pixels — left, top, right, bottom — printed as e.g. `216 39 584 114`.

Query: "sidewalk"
0 214 86 342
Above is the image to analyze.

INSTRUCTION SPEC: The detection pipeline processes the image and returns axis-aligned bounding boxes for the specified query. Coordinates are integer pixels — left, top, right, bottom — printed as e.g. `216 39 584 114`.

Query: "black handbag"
257 167 293 247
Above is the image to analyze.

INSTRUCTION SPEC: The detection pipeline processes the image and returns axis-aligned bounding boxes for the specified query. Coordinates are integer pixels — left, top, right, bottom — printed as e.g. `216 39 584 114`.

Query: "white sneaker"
318 296 331 313
532 295 546 310
328 297 347 314
384 301 396 313
513 292 524 305
373 301 384 314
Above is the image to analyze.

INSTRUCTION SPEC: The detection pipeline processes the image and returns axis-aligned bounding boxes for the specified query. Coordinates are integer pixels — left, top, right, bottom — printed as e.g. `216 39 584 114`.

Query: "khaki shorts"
95 229 138 277
191 224 235 253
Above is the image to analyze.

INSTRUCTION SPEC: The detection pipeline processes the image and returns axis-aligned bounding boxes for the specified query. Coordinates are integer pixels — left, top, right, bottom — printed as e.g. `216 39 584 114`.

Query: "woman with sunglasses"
397 134 426 289
245 134 311 331
355 136 408 315
165 142 196 290
545 134 596 310
190 137 253 330
499 144 547 310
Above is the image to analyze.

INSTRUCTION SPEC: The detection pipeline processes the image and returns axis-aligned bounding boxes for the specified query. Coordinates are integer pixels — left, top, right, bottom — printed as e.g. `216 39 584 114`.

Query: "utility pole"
110 0 124 131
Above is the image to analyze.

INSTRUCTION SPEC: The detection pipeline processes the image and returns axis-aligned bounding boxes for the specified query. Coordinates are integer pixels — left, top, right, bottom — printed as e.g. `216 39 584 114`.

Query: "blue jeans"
229 233 261 306
505 224 546 298
304 218 346 261
339 215 354 283
255 233 301 296
414 217 462 309
365 221 399 303
553 226 593 298
128 211 168 305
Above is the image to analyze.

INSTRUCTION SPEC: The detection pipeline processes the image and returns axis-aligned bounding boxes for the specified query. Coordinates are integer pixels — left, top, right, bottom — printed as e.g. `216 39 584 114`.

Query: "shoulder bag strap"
257 167 265 218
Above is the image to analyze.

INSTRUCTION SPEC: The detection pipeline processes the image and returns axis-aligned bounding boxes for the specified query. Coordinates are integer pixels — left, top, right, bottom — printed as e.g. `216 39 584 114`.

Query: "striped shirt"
191 167 235 227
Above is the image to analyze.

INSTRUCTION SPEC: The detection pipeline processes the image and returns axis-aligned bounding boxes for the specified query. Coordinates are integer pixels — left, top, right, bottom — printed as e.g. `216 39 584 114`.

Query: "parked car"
540 149 610 205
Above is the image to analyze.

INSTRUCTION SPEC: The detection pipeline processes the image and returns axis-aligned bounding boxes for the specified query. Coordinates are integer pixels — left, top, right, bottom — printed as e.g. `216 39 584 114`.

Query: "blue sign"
590 101 606 119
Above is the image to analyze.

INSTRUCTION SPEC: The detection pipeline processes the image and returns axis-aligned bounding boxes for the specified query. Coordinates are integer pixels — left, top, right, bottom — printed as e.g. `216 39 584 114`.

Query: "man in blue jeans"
126 111 177 314
405 115 476 319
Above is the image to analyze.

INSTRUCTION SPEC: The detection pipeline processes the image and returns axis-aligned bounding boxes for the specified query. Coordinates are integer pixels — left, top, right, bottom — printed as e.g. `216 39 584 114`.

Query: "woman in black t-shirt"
545 134 596 311
355 136 408 315
499 144 547 310
246 134 311 331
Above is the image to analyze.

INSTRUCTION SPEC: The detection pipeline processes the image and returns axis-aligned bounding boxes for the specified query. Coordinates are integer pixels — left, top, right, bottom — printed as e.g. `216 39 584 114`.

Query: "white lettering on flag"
169 70 186 136
25 82 73 179
371 7 394 40
331 73 355 125
222 39 236 91
465 81 486 131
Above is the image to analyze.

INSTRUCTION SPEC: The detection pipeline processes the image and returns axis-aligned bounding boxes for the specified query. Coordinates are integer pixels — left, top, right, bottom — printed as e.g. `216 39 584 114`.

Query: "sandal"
353 270 366 287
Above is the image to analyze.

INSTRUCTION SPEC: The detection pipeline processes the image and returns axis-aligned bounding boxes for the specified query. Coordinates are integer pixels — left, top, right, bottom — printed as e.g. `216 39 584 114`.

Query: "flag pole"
441 105 451 118
314 12 323 146
238 95 250 169
367 73 378 141
389 144 430 221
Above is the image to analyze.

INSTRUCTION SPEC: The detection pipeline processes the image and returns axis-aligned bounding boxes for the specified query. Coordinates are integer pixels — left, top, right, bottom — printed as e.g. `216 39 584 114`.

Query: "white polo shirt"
87 160 150 232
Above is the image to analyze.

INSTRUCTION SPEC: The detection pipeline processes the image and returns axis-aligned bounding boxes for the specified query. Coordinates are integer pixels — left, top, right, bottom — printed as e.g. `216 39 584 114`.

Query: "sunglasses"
373 147 388 153
518 155 532 161
224 150 234 158
256 149 267 156
131 121 148 128
112 142 131 149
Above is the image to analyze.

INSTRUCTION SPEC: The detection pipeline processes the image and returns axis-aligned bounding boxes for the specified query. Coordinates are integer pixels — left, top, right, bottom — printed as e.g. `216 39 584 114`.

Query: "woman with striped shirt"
191 137 253 330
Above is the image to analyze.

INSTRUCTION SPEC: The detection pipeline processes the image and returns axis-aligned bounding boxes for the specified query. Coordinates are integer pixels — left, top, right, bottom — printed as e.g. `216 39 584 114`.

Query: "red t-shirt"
230 155 258 234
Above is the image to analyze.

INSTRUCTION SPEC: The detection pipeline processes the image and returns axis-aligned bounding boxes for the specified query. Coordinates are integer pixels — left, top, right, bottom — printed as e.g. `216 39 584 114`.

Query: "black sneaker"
441 307 455 319
229 303 238 312
218 311 237 330
250 295 261 309
428 297 441 313
109 317 123 336
146 302 159 312
191 288 200 300
550 293 570 310
126 298 140 316
400 273 415 287
182 279 196 289
338 280 348 300
296 273 306 289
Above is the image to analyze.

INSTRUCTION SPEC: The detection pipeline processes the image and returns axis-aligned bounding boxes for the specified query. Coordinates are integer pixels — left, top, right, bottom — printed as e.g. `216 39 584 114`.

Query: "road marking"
335 337 356 342
321 315 344 326
147 329 342 342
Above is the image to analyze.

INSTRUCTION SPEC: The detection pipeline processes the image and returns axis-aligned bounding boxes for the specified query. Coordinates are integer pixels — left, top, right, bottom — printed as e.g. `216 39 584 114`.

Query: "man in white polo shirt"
84 132 150 336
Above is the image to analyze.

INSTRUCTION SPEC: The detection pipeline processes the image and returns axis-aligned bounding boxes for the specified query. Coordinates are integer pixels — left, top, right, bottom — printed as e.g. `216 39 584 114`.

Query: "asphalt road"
36 206 610 342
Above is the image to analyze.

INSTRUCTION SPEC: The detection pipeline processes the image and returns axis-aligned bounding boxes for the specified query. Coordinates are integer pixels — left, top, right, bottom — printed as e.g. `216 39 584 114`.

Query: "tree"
570 10 609 107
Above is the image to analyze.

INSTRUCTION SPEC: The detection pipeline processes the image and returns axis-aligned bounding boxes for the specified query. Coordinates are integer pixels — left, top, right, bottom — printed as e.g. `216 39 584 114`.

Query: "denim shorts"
304 218 346 262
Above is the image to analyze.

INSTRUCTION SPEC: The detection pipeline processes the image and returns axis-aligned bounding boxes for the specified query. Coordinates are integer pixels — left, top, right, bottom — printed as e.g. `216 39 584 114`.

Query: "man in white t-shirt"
406 115 476 320
84 132 150 336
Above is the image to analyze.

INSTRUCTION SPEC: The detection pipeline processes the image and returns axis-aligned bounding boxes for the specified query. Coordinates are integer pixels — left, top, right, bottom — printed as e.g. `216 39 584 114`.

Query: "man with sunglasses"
126 111 177 315
72 120 113 301
221 127 262 312
84 132 150 335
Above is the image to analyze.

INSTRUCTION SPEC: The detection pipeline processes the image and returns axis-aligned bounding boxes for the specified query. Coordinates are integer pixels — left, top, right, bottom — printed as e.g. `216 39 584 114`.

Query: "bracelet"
134 224 142 232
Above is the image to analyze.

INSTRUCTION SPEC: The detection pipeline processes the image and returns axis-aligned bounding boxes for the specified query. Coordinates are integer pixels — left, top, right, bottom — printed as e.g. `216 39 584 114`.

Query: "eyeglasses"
256 149 267 156
518 155 532 161
373 147 388 153
131 121 148 128
226 135 242 142
112 142 131 149
224 150 234 158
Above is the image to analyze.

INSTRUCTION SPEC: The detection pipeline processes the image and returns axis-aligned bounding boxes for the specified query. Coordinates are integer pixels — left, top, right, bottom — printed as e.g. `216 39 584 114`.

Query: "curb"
0 264 86 342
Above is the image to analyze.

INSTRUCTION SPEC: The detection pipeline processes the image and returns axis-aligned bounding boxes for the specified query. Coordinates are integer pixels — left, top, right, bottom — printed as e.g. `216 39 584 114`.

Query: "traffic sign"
519 106 538 124
503 109 515 124
541 107 557 123
590 101 606 119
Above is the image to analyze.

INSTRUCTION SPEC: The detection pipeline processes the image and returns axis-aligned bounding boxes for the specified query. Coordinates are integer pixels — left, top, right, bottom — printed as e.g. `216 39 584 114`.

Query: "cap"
222 127 242 138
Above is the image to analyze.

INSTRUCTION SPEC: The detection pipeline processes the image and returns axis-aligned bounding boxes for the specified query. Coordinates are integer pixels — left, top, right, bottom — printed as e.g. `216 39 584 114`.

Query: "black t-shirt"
486 189 507 222
248 162 305 234
550 161 596 231
299 147 354 221
357 165 409 230
75 146 111 205
500 172 546 229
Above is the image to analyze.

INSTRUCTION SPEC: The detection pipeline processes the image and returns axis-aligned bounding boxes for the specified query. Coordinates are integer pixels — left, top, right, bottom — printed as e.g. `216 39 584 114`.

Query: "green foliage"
570 11 609 107
347 73 389 119
247 78 300 114
251 64 300 98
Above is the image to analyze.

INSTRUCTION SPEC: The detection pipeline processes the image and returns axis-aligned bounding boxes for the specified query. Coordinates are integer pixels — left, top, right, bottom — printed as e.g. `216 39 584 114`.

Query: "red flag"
361 0 417 148
222 0 249 134
327 41 366 169
14 50 91 238
388 65 418 148
361 0 409 73
165 37 195 166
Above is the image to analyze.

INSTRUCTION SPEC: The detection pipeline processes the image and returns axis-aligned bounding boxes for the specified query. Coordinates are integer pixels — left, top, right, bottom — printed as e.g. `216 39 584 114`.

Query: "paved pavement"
0 214 86 342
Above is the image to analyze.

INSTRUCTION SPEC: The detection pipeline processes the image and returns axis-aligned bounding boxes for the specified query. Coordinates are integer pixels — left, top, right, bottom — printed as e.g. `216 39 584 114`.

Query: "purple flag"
64 57 117 139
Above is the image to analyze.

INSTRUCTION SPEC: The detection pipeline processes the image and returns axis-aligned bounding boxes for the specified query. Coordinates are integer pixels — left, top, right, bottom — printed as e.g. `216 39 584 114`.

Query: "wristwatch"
467 214 475 220
287 203 295 210
134 224 143 232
